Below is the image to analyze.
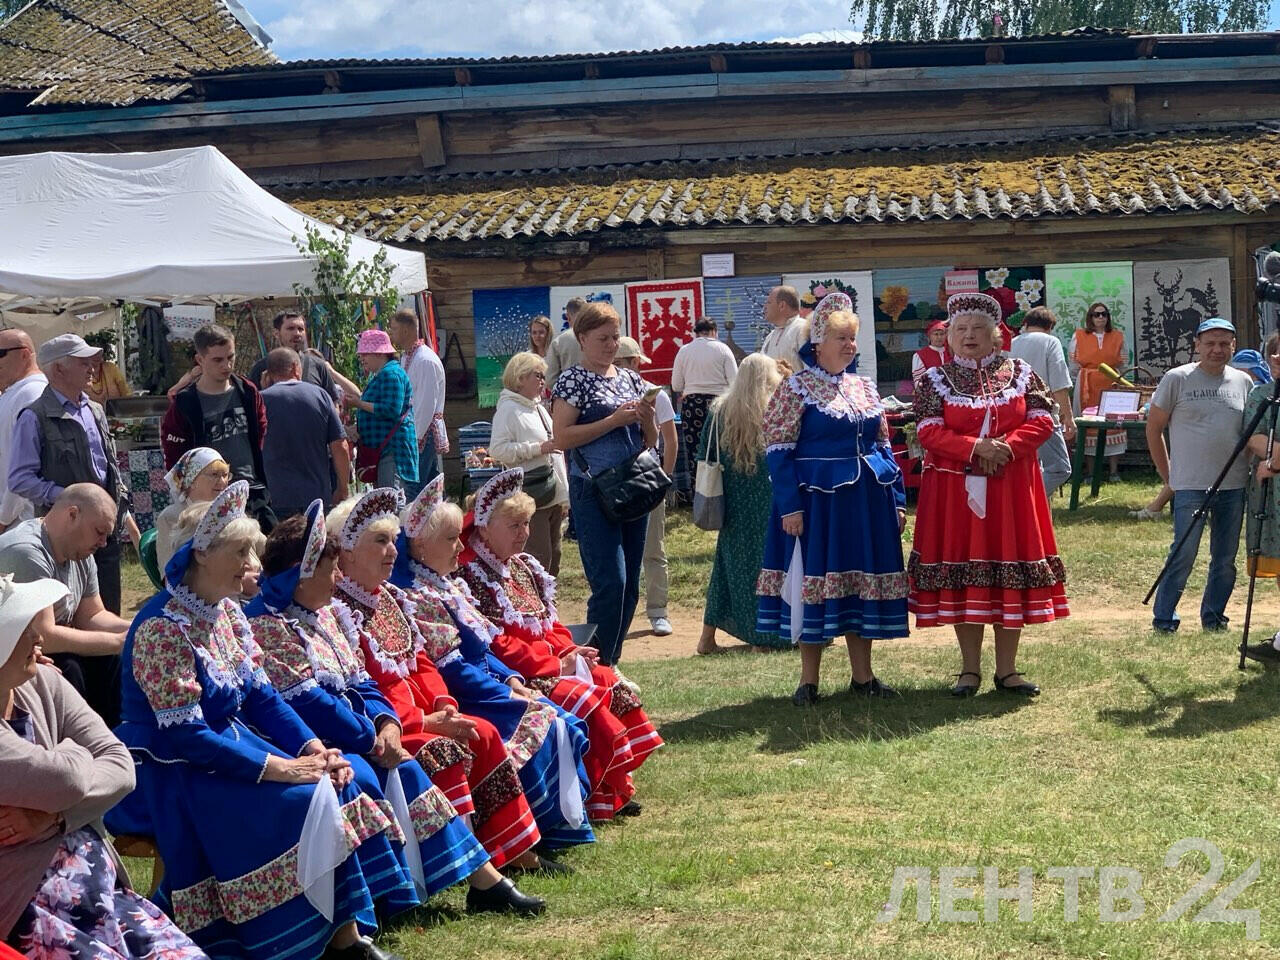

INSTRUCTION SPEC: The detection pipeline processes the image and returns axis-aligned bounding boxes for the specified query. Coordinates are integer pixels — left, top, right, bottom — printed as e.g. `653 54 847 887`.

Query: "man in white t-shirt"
760 285 807 375
615 337 678 637
391 309 448 499
1147 317 1252 634
1009 307 1076 495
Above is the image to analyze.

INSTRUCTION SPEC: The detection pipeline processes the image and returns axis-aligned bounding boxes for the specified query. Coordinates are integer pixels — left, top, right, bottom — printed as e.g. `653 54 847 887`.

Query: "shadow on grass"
659 685 1034 752
1097 669 1280 738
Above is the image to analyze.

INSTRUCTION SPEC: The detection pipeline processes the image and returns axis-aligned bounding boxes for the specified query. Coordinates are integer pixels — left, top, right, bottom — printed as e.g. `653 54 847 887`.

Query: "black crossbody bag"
572 446 671 523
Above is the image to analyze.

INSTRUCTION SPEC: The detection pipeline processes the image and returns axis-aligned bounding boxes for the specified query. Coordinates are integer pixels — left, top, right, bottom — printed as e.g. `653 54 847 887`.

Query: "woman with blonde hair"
697 354 783 653
490 351 567 575
756 295 909 704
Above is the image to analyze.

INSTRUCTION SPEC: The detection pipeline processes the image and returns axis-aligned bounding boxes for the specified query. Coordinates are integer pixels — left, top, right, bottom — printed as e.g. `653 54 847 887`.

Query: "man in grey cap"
8 333 130 625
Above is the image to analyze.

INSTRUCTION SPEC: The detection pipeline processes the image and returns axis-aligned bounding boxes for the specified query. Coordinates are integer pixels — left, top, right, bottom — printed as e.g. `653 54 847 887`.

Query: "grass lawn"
119 475 1280 958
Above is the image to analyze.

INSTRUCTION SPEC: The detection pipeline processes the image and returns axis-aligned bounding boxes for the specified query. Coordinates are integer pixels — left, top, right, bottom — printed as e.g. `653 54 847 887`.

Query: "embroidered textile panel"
979 266 1047 328
702 275 780 360
117 447 169 532
624 278 705 387
1044 262 1136 364
871 266 952 389
782 272 877 384
1132 258 1232 376
472 286 552 407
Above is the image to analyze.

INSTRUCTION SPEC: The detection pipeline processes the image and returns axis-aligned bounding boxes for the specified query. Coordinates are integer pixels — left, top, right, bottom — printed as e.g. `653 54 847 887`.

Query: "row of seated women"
3 467 661 960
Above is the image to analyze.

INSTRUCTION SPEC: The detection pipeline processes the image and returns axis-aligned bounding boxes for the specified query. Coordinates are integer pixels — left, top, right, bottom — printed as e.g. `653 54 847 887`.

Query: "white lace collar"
168 582 225 624
334 574 380 614
470 538 510 580
952 351 1002 370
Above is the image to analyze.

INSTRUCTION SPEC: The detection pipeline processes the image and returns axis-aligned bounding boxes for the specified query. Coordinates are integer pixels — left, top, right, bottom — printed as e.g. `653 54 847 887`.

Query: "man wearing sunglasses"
0 331 46 533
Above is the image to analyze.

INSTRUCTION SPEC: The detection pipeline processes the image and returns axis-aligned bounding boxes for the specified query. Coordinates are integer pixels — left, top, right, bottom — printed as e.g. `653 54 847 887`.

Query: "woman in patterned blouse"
756 295 909 706
908 293 1069 697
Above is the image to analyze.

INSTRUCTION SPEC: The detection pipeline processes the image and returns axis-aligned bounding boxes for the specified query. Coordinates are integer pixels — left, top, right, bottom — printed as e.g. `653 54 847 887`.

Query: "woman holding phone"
551 304 659 673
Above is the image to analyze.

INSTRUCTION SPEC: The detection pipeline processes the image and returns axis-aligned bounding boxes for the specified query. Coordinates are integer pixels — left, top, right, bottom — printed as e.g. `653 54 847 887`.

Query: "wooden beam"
1233 223 1254 344
414 114 446 168
985 44 1005 65
453 67 472 86
1136 37 1158 58
852 46 872 70
323 70 342 94
709 53 728 73
1108 84 1136 130
584 63 600 79
646 249 665 280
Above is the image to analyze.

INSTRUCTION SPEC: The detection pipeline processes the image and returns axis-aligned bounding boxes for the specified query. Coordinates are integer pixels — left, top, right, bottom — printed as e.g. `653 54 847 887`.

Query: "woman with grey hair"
909 293 1069 698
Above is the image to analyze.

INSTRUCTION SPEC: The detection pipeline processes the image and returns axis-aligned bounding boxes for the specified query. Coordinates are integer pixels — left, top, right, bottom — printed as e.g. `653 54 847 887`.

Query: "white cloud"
261 0 858 60
770 28 863 43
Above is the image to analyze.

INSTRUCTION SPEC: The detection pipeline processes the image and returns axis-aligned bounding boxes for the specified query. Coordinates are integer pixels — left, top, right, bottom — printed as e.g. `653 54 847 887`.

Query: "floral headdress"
246 499 326 617
340 487 404 550
402 474 446 540
473 468 524 528
164 480 250 591
164 447 222 501
946 292 1002 327
809 292 853 344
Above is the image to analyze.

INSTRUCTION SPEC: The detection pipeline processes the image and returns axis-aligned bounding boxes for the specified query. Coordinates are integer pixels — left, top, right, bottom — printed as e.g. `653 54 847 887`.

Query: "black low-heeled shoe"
849 676 899 698
616 800 643 817
951 671 981 697
994 672 1040 697
508 853 574 876
466 878 546 916
323 939 404 960
792 682 820 706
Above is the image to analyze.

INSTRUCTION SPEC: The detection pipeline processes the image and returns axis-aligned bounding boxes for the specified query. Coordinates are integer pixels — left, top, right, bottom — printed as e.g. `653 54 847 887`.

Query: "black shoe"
616 800 643 817
1243 640 1280 663
994 672 1040 696
951 671 981 697
849 676 899 698
792 683 820 706
324 939 403 960
508 853 574 876
1202 618 1230 632
466 878 546 916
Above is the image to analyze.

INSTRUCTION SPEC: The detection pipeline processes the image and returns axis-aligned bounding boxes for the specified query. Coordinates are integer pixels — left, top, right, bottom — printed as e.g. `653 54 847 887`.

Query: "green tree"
849 0 1269 40
1 0 27 22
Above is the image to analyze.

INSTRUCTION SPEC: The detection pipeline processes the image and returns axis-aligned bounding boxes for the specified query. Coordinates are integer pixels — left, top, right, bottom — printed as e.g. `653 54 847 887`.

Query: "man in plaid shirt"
344 328 418 490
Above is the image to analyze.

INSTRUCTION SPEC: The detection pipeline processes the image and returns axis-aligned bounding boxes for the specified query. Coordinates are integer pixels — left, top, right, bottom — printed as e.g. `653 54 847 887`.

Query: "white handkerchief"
783 537 805 643
297 778 347 922
966 406 992 519
384 765 427 897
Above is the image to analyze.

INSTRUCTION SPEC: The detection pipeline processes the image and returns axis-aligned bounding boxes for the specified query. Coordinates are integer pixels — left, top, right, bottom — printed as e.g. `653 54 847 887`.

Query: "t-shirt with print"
552 365 647 478
198 388 255 482
1151 362 1252 491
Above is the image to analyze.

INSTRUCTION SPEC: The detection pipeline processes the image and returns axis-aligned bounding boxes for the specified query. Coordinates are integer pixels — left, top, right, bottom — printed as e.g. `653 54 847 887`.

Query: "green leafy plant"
292 224 399 381
83 329 117 363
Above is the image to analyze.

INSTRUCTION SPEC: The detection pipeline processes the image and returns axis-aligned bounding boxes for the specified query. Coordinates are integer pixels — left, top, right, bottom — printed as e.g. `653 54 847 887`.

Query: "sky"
246 0 1280 61
246 0 864 60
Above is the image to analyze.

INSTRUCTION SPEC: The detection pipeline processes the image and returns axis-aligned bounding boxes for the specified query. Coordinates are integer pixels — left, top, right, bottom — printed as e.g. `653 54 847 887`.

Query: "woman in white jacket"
490 352 569 575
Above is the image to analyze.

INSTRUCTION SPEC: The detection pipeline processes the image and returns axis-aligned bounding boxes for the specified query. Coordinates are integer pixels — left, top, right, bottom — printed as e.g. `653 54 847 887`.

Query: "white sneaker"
613 668 641 695
650 617 673 636
1128 507 1159 520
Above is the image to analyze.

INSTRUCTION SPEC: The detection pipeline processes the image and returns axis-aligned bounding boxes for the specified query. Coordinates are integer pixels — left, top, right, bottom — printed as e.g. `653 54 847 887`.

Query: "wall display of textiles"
472 286 551 407
1256 247 1279 345
872 266 952 387
783 272 878 384
548 285 628 334
1044 262 1135 365
624 278 704 386
1133 258 1231 374
118 448 170 533
702 275 779 360
979 266 1046 328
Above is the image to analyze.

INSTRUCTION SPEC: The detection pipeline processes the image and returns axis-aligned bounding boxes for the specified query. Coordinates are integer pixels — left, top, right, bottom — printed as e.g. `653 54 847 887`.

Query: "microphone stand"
1240 376 1280 668
1144 377 1280 665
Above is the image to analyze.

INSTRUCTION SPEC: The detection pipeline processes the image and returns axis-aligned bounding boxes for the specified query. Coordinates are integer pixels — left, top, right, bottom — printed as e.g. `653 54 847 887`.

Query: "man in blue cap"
1146 317 1254 633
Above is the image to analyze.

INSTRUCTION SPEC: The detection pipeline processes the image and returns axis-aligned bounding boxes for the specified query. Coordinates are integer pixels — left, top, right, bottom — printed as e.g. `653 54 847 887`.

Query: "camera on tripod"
1257 251 1280 304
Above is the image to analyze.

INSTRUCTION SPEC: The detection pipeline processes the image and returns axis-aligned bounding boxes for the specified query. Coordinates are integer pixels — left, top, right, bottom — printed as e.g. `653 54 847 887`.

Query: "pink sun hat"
356 328 395 355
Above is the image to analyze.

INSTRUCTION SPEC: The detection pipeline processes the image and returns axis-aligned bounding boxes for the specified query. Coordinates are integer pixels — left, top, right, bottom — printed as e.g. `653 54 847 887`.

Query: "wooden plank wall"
426 215 1280 459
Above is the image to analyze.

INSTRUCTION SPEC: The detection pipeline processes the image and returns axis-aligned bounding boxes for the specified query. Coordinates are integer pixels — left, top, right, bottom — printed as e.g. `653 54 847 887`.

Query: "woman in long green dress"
1239 335 1280 663
697 353 788 652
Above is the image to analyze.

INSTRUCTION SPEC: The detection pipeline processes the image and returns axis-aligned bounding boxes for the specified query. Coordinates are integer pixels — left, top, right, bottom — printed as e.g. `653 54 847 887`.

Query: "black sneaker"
792 683 820 706
849 676 900 698
615 800 643 818
466 878 546 917
1243 640 1280 663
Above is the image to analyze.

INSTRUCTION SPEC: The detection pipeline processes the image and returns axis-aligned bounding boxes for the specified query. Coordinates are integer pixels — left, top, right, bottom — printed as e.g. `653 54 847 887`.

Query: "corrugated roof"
282 126 1280 244
0 0 276 106
196 27 1139 75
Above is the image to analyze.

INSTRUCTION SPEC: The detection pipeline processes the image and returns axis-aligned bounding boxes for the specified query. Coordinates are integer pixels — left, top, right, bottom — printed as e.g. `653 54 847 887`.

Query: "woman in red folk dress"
908 292 1069 698
458 469 663 824
325 488 560 871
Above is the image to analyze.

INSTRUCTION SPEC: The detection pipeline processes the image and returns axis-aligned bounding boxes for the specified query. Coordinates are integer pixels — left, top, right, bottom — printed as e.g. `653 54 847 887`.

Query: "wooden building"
4 2 1280 427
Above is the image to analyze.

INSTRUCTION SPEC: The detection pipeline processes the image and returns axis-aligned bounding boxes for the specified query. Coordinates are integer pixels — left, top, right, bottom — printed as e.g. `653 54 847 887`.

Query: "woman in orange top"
1070 302 1126 480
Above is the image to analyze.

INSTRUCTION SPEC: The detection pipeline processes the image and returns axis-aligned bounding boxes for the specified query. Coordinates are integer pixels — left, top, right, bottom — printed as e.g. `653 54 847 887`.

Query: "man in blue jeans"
1147 318 1253 632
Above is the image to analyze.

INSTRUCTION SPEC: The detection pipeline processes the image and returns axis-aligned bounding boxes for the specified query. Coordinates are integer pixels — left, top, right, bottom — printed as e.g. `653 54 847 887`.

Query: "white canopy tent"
0 145 427 314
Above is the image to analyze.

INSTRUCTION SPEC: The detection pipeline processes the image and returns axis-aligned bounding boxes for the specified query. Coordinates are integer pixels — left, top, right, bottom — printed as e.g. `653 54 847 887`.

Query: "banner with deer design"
625 278 704 386
1132 259 1231 376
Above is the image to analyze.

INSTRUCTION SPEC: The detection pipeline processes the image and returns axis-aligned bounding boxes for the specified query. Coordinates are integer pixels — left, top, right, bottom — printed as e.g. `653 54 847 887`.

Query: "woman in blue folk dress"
106 483 413 960
245 502 545 915
756 294 910 706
